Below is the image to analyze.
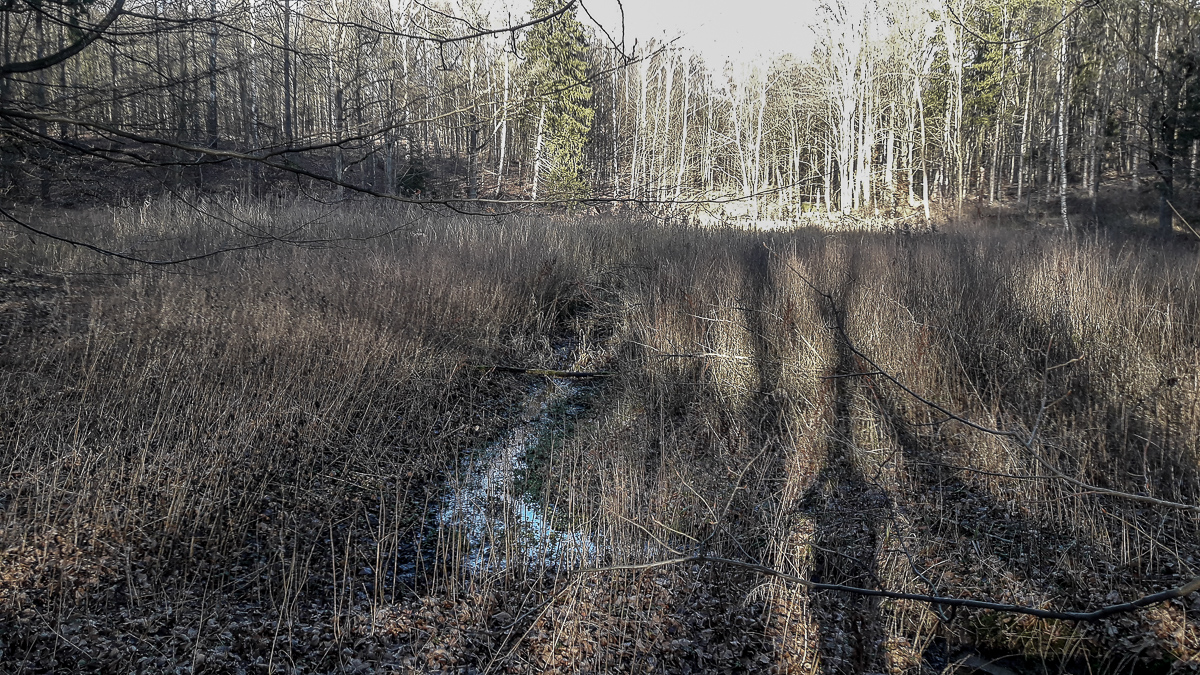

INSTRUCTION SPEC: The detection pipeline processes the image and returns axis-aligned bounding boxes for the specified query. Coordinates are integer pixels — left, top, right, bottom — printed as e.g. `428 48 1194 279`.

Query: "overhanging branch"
582 554 1200 623
766 244 1200 516
0 0 126 75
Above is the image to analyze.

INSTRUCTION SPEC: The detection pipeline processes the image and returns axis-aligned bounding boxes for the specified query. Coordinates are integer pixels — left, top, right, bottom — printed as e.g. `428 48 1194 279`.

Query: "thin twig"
0 205 274 266
821 370 885 380
1019 448 1200 514
611 512 687 555
577 554 1200 622
905 460 1061 482
474 365 614 378
1166 199 1200 241
766 243 1200 516
772 246 1019 438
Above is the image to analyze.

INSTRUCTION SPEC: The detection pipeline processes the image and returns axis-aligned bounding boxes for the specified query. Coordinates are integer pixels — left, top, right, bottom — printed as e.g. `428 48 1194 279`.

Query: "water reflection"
439 379 596 573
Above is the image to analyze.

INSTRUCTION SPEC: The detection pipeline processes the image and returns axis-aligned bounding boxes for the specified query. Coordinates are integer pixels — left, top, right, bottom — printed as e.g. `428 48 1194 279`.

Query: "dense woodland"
1 0 1198 230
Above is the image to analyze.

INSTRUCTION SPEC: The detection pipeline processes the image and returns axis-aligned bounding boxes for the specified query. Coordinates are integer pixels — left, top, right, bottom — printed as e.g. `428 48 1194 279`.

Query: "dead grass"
1 199 1198 673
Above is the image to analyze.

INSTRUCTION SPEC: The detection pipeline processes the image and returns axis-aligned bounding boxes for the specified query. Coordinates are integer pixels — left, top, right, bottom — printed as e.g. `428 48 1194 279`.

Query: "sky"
482 0 829 66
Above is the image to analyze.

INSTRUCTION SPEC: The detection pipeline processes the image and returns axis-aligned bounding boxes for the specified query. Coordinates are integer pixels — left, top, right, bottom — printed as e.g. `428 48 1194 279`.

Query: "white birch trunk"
1017 60 1032 204
1057 5 1069 229
496 55 509 197
532 101 546 200
674 60 690 203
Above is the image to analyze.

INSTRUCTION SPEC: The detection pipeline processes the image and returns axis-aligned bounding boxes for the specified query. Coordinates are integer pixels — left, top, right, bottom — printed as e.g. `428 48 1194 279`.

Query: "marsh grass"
1 199 1198 673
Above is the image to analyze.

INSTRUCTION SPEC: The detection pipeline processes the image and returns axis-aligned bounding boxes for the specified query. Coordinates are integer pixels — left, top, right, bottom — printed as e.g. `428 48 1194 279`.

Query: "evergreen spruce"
522 0 594 201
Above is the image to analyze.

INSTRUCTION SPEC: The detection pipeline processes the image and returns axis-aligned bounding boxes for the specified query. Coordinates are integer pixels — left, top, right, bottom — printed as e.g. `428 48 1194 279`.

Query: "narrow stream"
437 375 597 574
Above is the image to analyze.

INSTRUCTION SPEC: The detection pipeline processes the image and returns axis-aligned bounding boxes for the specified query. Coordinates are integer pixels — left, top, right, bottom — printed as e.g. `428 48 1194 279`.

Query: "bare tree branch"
0 0 126 75
0 203 271 265
577 554 1200 622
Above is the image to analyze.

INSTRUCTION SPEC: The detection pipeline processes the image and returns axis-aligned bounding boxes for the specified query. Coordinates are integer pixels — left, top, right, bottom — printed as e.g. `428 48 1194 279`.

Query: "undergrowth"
0 199 1198 673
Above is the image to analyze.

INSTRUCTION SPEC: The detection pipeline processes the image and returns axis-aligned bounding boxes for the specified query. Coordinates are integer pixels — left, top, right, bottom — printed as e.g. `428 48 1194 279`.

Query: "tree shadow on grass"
889 234 1200 557
792 260 892 674
868 384 1161 669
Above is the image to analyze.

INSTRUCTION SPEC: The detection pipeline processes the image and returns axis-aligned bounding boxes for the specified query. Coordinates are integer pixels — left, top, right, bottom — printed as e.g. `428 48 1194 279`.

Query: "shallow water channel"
436 376 597 574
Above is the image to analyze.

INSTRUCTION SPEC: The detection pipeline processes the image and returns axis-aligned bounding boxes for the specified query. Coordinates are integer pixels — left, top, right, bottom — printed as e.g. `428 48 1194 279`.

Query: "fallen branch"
1019 452 1200 514
905 459 1062 482
582 554 1200 622
652 352 751 360
474 365 614 378
632 341 751 361
1167 199 1200 241
821 370 885 380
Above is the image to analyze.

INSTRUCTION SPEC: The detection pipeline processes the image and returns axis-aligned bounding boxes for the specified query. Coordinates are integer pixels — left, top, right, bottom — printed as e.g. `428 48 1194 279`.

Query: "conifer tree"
522 0 594 201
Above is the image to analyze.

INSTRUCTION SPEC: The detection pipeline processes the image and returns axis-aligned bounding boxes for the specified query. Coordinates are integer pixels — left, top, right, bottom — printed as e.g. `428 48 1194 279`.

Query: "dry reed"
1 199 1197 673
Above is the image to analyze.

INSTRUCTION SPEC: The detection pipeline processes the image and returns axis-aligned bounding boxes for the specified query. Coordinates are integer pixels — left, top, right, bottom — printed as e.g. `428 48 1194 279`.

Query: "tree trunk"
906 93 916 206
674 59 690 203
753 75 767 218
496 55 509 197
824 136 832 213
1057 8 1069 230
885 108 895 201
657 53 674 202
34 10 49 201
468 118 479 200
207 0 219 148
856 72 873 212
630 58 648 198
1017 60 1032 205
610 52 619 196
704 74 714 195
1158 164 1174 234
532 101 546 200
283 0 294 145
917 73 931 223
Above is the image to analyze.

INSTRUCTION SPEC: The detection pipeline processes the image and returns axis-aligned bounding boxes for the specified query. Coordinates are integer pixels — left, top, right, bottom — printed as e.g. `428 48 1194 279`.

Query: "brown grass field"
1 199 1199 673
